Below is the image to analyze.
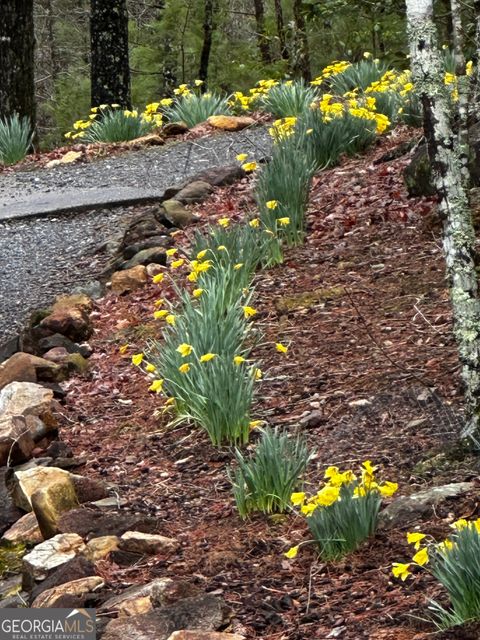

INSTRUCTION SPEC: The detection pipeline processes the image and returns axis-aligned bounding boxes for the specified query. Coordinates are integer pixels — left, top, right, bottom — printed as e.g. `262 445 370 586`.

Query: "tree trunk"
0 0 36 128
450 0 470 186
198 0 215 84
90 0 131 108
274 0 289 61
406 0 480 445
253 0 272 64
292 0 311 81
472 0 480 118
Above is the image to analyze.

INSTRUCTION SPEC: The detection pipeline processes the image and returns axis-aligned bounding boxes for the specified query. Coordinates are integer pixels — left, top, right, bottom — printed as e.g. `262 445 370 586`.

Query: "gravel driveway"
0 128 272 349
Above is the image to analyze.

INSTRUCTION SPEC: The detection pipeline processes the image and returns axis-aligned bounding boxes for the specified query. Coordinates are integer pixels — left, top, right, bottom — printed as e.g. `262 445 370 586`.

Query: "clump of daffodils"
286 461 397 561
392 518 480 629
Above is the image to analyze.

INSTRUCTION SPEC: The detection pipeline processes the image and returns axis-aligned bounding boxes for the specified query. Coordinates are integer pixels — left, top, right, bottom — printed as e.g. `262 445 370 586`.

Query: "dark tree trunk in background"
274 0 289 61
253 0 272 64
0 0 36 128
198 0 215 84
90 0 131 108
292 0 311 81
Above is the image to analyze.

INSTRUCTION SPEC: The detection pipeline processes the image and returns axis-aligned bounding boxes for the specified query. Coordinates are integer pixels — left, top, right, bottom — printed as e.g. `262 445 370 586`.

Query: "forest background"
33 0 457 149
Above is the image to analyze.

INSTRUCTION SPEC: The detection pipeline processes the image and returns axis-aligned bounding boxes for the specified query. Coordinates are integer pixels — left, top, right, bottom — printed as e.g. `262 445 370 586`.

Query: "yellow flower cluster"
229 78 280 111
268 116 297 140
311 60 352 86
291 460 398 518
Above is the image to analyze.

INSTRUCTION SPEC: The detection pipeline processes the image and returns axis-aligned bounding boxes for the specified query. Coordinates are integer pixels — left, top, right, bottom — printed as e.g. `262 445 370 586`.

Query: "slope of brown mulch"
58 129 480 640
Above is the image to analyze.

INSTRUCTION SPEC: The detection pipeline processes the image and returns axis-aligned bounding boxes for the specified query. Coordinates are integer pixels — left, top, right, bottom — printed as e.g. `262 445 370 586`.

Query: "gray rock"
379 481 475 529
123 236 173 260
0 469 23 535
119 531 179 555
71 280 105 300
161 200 199 229
121 247 167 270
2 512 43 545
31 576 104 608
102 594 230 640
99 578 198 613
22 533 86 585
57 508 157 539
29 554 96 604
37 334 89 358
174 181 213 205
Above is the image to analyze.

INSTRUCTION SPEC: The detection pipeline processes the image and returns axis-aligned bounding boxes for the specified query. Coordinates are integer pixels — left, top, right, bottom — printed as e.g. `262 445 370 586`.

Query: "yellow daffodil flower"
451 518 469 531
392 562 411 581
277 217 290 226
438 538 454 553
154 298 164 307
243 306 257 318
132 353 144 366
193 288 204 297
197 249 208 259
171 259 185 269
266 200 278 210
315 485 340 507
236 153 248 162
178 363 190 374
187 272 198 282
119 344 129 354
249 218 260 228
378 481 398 497
234 263 244 270
200 353 217 362
249 419 263 430
234 355 245 365
301 502 317 516
166 314 176 325
152 273 164 284
149 379 164 393
254 368 262 380
176 343 193 357
407 532 426 550
145 363 156 373
291 492 306 506
275 342 288 354
242 161 258 172
412 547 429 566
166 248 177 257
217 245 227 251
284 545 299 559
153 310 169 319
218 217 230 227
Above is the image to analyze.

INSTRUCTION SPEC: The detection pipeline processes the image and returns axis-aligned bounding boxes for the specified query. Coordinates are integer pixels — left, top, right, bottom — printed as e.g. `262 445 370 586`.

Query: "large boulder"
99 578 197 615
57 507 157 539
2 512 43 545
174 181 213 205
119 531 179 555
101 594 230 640
0 352 62 389
161 200 199 228
29 554 96 604
121 247 167 271
39 294 93 342
31 576 104 608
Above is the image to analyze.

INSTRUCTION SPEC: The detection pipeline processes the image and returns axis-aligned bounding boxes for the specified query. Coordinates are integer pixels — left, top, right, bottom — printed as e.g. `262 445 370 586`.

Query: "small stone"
162 122 189 136
126 134 164 147
174 181 213 206
83 536 119 562
123 236 172 259
71 280 104 300
207 115 255 131
299 410 325 428
119 531 179 555
22 533 86 583
111 265 148 295
146 263 166 277
118 595 154 617
2 512 43 545
161 200 198 228
40 297 93 342
29 555 95 604
31 576 104 607
121 247 167 270
348 399 372 407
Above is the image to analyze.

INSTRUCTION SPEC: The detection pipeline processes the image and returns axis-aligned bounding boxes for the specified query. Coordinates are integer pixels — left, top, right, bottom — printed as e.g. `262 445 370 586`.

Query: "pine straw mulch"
57 128 480 640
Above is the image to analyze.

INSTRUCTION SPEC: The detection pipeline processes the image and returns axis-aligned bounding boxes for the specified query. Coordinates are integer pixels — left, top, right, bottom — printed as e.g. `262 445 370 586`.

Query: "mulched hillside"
60 128 480 640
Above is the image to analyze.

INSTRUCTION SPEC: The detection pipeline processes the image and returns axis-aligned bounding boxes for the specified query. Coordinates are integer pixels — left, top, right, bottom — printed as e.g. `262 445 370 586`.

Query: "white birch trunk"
450 0 470 185
406 0 480 444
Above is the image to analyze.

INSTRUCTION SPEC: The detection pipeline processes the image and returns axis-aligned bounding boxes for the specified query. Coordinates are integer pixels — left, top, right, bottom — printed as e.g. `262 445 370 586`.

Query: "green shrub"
164 92 231 127
261 81 318 118
0 114 33 165
229 427 311 518
288 462 397 560
330 59 389 94
83 109 153 143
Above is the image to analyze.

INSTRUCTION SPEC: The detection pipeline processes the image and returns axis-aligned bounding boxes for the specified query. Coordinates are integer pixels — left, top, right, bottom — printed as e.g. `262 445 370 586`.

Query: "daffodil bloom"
378 481 398 497
197 249 208 260
171 259 185 269
119 344 129 354
176 343 193 357
412 547 429 566
153 310 169 319
243 306 257 318
149 379 164 393
234 263 244 270
166 248 177 257
178 363 190 374
249 218 260 228
187 272 198 282
291 492 306 506
266 200 278 210
154 299 164 307
438 538 454 553
200 353 217 362
233 355 245 365
236 153 248 162
166 314 176 325
277 217 290 226
152 273 164 284
193 288 204 298
451 518 469 530
218 217 230 228
362 460 377 476
254 368 262 380
407 532 426 550
217 245 227 251
145 363 156 373
276 342 288 354
315 485 340 506
194 79 204 86
301 502 317 516
284 545 299 559
132 353 144 366
249 419 263 429
242 161 258 172
392 562 411 581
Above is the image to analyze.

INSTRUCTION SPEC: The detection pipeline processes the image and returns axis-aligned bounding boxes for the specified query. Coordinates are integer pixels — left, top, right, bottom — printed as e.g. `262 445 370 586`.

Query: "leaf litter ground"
59 128 480 640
